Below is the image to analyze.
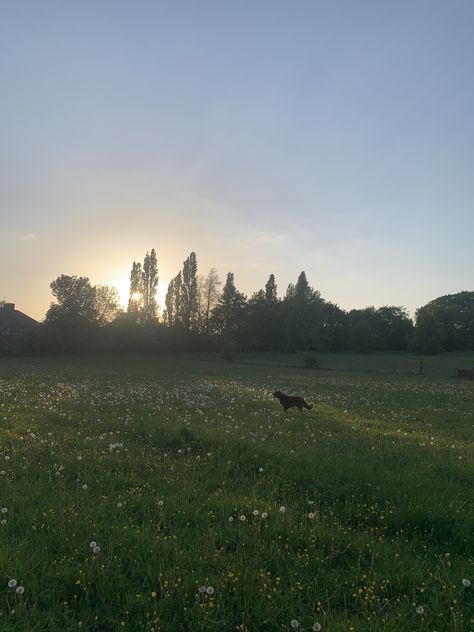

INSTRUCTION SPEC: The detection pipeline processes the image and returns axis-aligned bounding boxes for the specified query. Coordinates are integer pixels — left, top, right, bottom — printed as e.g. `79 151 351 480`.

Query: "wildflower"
261 512 268 519
462 578 471 587
151 591 157 598
253 510 259 516
93 545 101 554
279 506 286 513
1 519 6 525
228 516 234 523
415 605 424 615
1 507 7 514
117 502 123 508
82 484 88 490
258 467 263 472
158 500 164 506
239 515 246 522
309 512 315 519
198 585 206 593
15 586 25 595
8 579 17 588
290 620 299 629
89 541 97 549
206 586 215 595
313 622 322 631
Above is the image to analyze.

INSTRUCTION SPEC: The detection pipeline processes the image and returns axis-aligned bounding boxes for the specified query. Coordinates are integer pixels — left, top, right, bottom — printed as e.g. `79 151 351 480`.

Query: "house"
0 302 38 348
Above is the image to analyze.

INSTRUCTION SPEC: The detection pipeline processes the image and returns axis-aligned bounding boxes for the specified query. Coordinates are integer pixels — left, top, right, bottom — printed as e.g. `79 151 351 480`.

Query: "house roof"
0 304 38 329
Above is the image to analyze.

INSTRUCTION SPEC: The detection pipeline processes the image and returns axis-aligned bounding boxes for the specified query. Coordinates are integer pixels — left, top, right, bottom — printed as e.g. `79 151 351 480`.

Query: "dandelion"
15 586 25 595
198 585 206 593
117 502 123 508
258 467 263 472
158 500 164 506
290 620 299 629
239 515 246 522
312 623 322 631
206 586 215 595
8 579 17 588
308 512 315 519
89 541 97 549
261 512 268 519
1 519 6 525
279 506 286 513
93 545 101 554
462 578 471 587
415 605 424 615
1 507 7 514
228 516 234 523
82 484 88 490
253 509 259 516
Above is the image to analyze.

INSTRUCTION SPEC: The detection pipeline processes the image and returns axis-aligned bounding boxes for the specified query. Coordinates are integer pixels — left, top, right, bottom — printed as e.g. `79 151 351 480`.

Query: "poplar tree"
181 252 199 331
127 262 143 315
141 249 159 323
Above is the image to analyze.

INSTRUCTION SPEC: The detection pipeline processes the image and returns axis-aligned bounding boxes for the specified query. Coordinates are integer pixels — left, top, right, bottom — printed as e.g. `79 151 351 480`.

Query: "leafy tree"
198 268 221 333
181 252 199 331
243 274 283 350
411 311 443 355
283 271 325 350
127 262 143 315
212 273 247 341
94 285 121 327
350 319 376 353
375 306 413 351
141 249 159 323
45 275 120 350
414 292 474 351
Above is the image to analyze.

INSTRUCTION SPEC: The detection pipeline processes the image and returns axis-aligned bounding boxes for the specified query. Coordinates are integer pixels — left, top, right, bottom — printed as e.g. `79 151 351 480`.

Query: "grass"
0 352 473 631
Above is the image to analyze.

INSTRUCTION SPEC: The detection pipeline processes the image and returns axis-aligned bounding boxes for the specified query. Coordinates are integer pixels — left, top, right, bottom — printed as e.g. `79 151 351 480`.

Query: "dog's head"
272 391 282 398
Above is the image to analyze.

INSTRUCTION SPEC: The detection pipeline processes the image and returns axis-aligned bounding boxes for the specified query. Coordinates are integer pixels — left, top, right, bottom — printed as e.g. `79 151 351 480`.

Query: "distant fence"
457 368 474 380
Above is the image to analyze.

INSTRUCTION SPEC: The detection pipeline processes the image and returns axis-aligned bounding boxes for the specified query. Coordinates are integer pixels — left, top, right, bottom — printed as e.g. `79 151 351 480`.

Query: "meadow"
1 352 474 631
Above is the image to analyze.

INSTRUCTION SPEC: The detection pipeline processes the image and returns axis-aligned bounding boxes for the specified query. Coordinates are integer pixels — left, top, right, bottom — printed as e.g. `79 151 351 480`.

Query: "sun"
110 274 166 312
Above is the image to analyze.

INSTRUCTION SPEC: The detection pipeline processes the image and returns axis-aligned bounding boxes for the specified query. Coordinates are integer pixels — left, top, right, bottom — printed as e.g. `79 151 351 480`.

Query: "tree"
181 252 199 331
127 262 143 315
212 273 247 339
283 271 325 350
94 285 121 327
199 268 221 333
44 275 120 350
242 274 283 351
411 311 443 355
141 249 159 323
163 272 183 327
414 292 474 352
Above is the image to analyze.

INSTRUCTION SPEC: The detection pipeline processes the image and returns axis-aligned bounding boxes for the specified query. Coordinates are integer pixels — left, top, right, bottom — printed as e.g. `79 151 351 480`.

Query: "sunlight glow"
111 274 166 313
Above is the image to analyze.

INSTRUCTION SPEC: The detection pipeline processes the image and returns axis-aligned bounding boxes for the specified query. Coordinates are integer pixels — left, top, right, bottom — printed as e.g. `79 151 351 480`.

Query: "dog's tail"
304 401 313 410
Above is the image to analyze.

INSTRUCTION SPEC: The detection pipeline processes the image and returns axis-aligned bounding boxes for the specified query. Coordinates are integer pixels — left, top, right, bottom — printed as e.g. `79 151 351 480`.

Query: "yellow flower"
151 591 157 598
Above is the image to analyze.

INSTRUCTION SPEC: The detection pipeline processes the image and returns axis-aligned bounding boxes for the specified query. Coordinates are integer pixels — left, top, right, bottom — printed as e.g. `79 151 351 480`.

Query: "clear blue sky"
1 0 473 320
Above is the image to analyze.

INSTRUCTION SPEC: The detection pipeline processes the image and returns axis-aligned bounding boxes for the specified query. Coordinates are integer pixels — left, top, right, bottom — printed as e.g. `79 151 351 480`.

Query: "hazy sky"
1 1 473 321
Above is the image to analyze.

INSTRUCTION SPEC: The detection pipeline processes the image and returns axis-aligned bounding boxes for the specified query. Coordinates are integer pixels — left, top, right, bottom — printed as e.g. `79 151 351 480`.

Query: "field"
1 352 474 631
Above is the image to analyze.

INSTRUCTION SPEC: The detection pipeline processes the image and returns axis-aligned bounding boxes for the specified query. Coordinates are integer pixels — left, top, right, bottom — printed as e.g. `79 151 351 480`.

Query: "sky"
1 0 473 321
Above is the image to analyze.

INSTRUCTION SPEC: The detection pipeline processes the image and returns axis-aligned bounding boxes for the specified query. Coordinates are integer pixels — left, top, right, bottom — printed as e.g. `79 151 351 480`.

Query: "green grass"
0 352 474 631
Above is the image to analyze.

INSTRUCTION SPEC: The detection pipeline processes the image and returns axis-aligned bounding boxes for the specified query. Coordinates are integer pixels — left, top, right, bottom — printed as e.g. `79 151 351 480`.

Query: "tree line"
11 249 474 355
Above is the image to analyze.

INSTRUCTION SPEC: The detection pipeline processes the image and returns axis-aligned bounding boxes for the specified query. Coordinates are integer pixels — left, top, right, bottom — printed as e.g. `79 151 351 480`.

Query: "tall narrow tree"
127 261 143 315
141 249 159 323
199 268 221 332
181 252 199 331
